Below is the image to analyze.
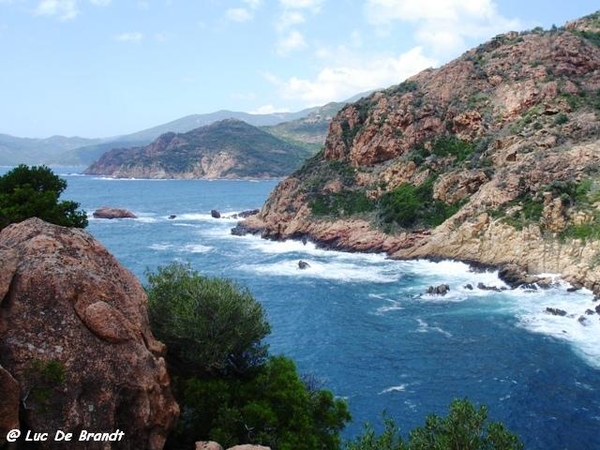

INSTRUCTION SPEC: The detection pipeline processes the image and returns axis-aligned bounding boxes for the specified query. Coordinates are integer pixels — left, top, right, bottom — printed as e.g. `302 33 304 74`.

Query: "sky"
0 0 597 138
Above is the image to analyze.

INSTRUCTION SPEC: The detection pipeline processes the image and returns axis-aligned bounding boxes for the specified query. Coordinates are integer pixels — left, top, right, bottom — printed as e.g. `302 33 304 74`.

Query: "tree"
145 263 351 450
0 164 88 230
146 262 271 377
345 399 523 450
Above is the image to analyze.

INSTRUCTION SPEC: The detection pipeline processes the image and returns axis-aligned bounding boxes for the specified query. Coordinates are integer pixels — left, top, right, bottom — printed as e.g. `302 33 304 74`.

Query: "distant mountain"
84 119 314 179
0 93 371 167
0 134 101 166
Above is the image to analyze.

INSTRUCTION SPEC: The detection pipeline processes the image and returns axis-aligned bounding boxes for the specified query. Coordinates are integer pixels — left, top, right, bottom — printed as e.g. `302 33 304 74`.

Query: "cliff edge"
238 12 600 293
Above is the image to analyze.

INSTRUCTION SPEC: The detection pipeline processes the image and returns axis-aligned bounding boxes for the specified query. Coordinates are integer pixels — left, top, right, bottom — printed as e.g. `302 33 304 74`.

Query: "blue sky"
0 0 596 138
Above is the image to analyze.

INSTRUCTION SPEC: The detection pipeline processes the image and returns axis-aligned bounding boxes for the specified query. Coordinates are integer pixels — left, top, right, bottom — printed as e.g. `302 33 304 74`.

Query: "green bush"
0 164 88 230
310 190 375 217
377 177 460 229
146 263 350 450
345 399 523 450
146 262 271 377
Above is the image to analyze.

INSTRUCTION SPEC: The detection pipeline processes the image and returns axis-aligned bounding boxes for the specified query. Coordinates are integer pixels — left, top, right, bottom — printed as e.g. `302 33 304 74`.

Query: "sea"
9 168 600 449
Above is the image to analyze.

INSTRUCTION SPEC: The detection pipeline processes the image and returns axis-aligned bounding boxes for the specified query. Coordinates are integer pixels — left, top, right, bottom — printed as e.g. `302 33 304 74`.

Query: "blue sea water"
39 172 600 448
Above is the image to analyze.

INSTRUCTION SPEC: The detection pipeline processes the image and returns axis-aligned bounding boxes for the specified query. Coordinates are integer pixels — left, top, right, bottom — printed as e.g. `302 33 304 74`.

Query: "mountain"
237 12 600 294
84 119 314 179
0 134 102 166
0 104 355 167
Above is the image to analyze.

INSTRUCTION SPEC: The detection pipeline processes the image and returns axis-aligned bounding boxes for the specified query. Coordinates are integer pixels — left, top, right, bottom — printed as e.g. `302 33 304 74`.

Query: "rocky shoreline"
233 214 600 297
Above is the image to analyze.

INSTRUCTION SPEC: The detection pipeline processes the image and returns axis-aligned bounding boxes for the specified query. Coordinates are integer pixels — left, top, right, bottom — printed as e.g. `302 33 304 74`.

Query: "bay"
40 172 600 448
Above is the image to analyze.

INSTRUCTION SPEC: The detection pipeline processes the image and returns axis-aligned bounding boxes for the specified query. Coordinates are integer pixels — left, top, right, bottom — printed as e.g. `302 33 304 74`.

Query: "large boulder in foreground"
0 218 179 449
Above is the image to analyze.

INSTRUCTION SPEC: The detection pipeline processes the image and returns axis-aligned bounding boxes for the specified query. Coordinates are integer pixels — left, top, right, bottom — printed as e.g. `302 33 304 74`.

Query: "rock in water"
298 260 310 269
93 206 137 219
0 218 179 450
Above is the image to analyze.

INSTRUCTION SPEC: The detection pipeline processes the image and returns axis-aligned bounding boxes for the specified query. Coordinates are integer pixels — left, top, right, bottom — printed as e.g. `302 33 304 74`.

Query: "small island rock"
93 206 137 219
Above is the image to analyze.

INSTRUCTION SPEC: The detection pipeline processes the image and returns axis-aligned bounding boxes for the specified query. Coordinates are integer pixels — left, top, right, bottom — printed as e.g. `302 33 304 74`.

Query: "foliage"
178 356 350 450
344 399 523 450
377 177 461 230
310 190 375 217
146 262 271 377
345 417 404 450
0 164 88 230
431 136 477 164
146 263 350 449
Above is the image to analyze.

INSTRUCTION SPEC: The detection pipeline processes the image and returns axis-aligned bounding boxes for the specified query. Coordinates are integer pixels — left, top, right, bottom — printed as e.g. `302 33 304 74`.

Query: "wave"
379 384 408 395
149 242 212 253
506 283 600 369
415 318 453 338
239 259 401 283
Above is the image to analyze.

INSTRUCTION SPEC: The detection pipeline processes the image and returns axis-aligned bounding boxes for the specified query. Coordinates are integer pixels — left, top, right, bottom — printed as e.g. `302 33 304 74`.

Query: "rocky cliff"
238 12 600 292
0 218 179 449
85 119 313 179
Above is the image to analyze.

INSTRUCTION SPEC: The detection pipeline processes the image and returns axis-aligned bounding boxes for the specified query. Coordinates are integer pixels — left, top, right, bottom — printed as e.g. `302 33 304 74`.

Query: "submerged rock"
0 218 179 449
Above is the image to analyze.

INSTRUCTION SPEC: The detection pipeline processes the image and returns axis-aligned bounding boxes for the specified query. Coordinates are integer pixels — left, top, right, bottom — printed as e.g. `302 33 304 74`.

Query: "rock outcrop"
236 12 600 293
93 206 137 219
0 218 179 449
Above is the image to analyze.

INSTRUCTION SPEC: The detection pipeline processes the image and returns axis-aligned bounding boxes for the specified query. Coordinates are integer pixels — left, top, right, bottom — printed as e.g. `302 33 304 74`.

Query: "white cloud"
114 31 143 42
276 30 307 55
365 0 521 54
34 0 78 20
226 7 252 22
268 46 438 106
89 0 110 5
275 10 305 32
251 104 289 114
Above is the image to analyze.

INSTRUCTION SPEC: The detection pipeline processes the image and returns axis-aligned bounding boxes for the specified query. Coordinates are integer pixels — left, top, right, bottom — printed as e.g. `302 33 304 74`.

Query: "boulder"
298 260 311 270
196 442 224 450
211 209 221 219
546 307 568 316
238 209 260 218
0 365 19 447
476 282 506 292
426 284 450 296
0 218 179 450
226 446 271 450
92 206 137 219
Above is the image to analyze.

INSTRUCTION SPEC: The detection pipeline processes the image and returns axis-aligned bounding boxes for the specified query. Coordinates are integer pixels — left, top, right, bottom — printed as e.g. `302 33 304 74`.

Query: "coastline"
234 214 600 296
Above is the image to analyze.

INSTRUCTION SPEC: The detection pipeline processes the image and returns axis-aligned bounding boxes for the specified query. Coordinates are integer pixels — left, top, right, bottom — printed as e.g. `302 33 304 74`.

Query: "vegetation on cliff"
146 262 350 449
0 165 88 230
85 119 315 179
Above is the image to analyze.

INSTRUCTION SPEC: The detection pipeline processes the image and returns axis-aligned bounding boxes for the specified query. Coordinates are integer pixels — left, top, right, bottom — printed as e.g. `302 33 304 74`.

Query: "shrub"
344 399 523 450
310 190 375 217
0 164 88 230
377 177 460 230
146 262 271 377
146 263 351 450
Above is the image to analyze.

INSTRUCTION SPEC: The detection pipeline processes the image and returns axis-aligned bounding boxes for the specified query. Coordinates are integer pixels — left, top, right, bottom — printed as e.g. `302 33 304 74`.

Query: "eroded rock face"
0 218 179 449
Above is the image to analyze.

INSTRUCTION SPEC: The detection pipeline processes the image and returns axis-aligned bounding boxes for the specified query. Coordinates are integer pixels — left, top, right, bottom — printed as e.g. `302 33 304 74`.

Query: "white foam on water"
415 318 453 338
504 282 600 369
149 243 171 251
240 259 400 283
379 384 407 395
374 296 404 314
182 244 212 253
